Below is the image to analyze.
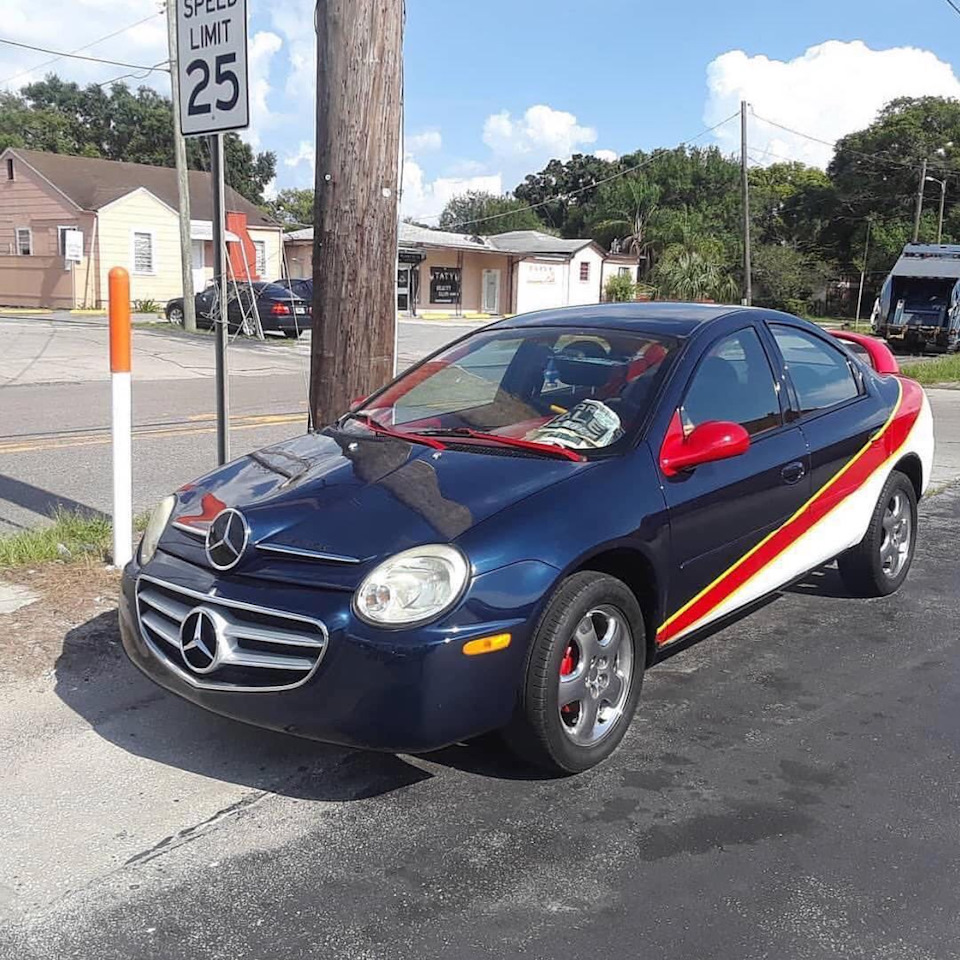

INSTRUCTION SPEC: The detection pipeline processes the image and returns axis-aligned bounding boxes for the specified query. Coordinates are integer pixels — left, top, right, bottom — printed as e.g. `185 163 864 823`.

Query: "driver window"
681 328 781 438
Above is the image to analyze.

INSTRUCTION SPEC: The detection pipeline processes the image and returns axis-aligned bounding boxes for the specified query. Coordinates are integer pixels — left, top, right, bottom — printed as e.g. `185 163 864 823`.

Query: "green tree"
514 153 620 236
652 237 739 303
438 191 542 234
604 273 636 302
589 176 662 267
3 75 276 204
267 188 315 227
751 244 831 313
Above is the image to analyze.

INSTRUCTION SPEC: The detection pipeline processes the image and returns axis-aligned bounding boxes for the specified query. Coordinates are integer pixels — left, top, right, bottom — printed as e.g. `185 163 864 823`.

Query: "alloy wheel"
880 490 911 578
558 605 633 746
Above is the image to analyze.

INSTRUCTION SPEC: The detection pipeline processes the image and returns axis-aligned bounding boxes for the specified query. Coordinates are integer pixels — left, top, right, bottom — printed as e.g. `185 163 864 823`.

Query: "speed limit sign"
175 0 249 137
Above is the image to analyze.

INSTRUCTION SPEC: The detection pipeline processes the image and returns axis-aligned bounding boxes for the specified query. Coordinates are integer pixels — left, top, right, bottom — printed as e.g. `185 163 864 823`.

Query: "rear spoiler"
829 330 900 375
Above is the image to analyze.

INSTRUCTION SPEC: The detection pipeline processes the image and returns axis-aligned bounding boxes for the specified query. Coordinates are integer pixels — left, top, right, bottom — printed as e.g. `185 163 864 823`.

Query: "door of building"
191 240 205 292
397 264 411 314
482 268 501 314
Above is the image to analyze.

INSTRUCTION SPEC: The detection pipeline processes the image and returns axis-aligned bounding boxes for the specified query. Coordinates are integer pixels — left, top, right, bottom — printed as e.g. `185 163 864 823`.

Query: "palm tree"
653 238 739 304
590 177 662 273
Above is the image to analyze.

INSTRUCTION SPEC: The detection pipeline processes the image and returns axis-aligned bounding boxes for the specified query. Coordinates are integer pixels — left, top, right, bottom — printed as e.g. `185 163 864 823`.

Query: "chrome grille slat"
135 575 328 692
138 587 193 623
221 621 325 649
140 610 181 649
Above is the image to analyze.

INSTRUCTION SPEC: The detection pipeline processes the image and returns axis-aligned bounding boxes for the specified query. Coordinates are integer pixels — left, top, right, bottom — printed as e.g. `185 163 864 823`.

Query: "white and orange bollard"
109 267 133 568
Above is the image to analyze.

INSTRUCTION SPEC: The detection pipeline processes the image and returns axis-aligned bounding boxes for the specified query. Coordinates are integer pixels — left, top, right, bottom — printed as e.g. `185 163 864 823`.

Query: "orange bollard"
109 267 133 566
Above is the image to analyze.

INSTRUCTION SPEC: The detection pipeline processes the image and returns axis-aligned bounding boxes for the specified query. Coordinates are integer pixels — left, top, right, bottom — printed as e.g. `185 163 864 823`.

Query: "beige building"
0 149 282 309
285 223 611 317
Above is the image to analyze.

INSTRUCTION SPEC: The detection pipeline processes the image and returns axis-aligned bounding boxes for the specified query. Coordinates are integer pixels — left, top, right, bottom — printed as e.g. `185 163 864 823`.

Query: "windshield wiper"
337 412 446 450
418 427 584 462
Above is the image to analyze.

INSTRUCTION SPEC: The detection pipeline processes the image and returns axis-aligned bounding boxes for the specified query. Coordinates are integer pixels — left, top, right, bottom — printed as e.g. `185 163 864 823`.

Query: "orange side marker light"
462 633 512 656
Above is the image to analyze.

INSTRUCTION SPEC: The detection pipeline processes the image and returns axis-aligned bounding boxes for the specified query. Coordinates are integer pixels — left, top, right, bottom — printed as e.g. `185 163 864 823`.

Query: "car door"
656 323 811 646
766 321 889 566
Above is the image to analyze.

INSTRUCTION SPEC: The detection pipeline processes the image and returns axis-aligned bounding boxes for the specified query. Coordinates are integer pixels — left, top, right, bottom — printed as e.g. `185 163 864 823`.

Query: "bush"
132 298 161 315
604 274 637 302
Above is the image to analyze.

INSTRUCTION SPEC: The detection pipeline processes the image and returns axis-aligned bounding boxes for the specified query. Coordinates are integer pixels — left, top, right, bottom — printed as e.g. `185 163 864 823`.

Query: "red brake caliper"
560 644 576 716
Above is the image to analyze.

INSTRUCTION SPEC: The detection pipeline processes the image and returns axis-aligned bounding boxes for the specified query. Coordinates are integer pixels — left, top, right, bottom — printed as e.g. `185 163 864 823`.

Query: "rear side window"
681 328 781 437
771 325 861 416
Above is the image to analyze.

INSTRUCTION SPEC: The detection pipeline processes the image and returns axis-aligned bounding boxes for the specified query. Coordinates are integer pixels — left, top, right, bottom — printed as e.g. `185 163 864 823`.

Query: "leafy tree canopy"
438 191 543 235
0 75 276 204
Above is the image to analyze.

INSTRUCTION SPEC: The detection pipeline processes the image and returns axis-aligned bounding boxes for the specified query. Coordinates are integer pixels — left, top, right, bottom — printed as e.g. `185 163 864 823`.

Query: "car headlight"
139 495 176 565
354 544 470 626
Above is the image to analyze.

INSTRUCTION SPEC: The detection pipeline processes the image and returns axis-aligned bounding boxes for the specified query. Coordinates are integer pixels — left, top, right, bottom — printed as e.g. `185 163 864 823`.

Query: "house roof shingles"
10 148 277 227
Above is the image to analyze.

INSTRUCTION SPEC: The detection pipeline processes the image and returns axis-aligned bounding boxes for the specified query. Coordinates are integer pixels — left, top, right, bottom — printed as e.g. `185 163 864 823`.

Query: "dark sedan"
165 282 311 338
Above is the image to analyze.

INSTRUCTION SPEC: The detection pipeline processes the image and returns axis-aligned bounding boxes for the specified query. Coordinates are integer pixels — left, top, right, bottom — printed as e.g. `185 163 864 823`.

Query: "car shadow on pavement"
785 562 852 599
53 610 434 803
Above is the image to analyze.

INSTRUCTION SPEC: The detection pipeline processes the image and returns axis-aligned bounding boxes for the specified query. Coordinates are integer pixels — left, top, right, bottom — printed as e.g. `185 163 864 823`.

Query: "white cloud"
593 149 619 163
482 104 597 161
407 129 442 153
705 40 960 168
284 141 315 176
401 157 502 222
246 31 283 149
0 0 167 92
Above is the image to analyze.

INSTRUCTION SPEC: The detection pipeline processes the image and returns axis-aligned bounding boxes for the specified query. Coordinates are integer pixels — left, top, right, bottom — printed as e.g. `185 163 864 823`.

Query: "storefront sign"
430 267 461 304
63 230 84 262
527 263 557 284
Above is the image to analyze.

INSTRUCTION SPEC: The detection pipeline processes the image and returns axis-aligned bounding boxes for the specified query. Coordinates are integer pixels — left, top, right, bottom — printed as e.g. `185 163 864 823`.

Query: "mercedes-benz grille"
135 575 328 691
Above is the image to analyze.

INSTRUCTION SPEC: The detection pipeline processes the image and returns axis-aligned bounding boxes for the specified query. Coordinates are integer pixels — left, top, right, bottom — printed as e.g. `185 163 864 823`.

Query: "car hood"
172 429 589 563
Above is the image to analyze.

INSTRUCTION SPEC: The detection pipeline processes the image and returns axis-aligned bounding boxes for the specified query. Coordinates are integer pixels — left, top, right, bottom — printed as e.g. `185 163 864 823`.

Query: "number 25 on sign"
175 0 249 137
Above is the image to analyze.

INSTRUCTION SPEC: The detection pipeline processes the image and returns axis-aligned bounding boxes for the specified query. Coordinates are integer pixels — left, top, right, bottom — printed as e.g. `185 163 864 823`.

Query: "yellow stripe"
657 380 904 637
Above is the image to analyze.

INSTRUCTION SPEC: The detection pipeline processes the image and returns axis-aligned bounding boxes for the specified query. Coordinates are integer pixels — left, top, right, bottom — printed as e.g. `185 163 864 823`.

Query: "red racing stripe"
656 378 924 645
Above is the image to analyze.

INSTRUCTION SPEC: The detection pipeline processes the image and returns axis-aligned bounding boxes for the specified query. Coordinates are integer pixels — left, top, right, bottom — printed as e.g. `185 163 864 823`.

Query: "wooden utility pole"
913 157 928 244
310 0 403 427
740 100 752 306
165 0 196 332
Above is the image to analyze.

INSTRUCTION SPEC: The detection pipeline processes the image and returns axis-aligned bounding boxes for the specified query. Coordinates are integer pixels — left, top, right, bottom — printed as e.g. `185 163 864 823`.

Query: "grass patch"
900 353 960 386
0 509 149 569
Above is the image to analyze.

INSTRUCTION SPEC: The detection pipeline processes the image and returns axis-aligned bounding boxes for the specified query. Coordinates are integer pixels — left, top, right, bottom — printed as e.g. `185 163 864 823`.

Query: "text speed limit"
176 0 249 137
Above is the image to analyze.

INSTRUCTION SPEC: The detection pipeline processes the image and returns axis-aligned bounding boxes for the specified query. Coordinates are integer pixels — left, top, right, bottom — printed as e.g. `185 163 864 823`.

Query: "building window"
6 158 13 180
253 239 266 278
579 261 591 282
618 266 631 278
133 231 154 274
15 227 32 256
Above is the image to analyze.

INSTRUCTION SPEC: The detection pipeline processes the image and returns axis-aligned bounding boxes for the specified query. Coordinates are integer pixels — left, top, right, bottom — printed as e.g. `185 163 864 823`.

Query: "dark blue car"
121 304 933 772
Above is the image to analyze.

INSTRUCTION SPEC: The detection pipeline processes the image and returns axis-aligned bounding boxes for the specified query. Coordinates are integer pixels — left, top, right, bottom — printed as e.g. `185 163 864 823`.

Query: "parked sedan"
122 304 933 773
272 277 313 301
165 282 311 338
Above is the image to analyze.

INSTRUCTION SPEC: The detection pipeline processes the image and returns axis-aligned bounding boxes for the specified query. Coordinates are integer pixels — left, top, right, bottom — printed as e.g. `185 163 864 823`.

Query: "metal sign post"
175 0 249 465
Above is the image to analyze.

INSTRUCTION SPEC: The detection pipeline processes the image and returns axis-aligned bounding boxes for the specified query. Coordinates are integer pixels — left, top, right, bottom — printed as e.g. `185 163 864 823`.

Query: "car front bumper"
119 551 556 753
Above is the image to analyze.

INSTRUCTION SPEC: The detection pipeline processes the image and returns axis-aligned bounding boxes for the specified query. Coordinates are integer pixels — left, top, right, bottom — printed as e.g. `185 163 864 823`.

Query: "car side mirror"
660 417 750 477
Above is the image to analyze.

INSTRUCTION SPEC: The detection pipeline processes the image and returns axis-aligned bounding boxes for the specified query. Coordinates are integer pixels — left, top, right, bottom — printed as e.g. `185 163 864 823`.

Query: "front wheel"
167 305 184 326
503 572 645 774
838 470 917 597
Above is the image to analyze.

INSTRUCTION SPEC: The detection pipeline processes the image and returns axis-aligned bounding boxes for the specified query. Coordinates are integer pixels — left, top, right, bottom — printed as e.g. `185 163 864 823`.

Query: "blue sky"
4 0 960 218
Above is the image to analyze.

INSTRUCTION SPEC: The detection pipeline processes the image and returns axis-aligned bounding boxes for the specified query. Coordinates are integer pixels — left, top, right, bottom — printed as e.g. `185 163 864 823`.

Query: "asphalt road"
0 317 481 533
0 482 958 959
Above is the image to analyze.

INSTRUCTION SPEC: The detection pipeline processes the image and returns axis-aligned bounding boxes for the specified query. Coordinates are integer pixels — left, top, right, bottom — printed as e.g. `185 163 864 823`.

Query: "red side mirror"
660 412 750 477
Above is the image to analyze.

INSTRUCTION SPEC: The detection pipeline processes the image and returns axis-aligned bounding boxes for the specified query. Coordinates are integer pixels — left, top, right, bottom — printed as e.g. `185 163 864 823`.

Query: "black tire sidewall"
516 572 646 774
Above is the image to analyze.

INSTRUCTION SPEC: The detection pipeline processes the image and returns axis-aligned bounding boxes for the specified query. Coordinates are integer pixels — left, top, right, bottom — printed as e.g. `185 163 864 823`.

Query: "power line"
0 11 164 86
423 110 742 232
94 59 171 90
0 36 168 73
943 0 960 17
750 108 959 178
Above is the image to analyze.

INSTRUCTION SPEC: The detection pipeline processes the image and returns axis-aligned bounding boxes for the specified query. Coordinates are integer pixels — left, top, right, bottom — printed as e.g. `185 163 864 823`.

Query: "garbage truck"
872 242 960 353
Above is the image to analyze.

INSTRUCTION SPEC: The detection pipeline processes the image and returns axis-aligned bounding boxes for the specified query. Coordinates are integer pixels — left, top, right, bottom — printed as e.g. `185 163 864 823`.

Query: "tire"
837 470 917 597
167 305 184 326
283 329 302 339
503 571 646 774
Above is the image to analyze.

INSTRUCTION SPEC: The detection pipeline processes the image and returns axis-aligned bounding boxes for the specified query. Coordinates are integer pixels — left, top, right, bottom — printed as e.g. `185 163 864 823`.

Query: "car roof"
493 302 752 338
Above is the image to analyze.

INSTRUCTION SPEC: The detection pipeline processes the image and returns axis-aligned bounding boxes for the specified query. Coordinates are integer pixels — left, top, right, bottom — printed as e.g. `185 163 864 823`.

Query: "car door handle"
781 461 806 485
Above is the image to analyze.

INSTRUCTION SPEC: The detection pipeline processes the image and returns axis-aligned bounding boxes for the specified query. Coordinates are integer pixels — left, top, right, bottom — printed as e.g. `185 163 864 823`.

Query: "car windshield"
352 327 677 453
